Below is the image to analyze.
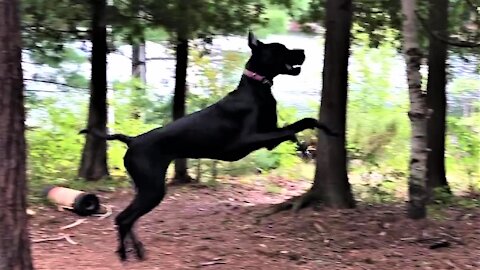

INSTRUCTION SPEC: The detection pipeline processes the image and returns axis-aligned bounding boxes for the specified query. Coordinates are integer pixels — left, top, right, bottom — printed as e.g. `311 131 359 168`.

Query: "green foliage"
355 178 400 204
22 0 90 65
252 7 290 37
428 187 480 220
444 76 480 190
108 79 158 173
26 77 158 201
26 95 88 200
144 28 170 42
347 39 410 174
142 0 266 41
446 116 480 188
432 186 455 205
265 182 283 194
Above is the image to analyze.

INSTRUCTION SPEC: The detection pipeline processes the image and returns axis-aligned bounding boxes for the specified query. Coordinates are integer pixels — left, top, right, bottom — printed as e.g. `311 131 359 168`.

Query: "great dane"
81 31 337 261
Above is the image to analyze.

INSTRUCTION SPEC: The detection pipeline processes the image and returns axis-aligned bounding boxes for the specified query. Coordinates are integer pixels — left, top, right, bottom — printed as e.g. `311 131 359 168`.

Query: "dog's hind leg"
115 152 169 261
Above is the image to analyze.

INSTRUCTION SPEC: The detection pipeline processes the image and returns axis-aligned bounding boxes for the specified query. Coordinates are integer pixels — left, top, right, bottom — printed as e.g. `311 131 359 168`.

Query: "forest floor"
30 176 480 270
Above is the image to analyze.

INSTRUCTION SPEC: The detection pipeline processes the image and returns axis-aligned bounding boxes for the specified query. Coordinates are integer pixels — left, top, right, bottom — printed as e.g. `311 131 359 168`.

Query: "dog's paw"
133 241 146 260
78 128 89 135
116 248 128 261
303 118 319 129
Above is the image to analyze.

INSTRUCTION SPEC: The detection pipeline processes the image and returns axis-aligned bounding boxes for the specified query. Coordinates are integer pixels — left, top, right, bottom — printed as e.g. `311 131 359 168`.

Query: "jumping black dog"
81 31 337 261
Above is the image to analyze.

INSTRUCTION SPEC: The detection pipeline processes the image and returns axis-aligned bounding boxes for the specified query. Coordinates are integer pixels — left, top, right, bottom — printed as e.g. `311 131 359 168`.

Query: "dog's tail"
79 128 134 146
317 123 339 137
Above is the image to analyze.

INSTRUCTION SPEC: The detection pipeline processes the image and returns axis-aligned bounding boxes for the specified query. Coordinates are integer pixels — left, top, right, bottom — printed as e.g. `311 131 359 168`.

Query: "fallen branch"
32 234 77 245
313 222 326 233
60 219 86 230
63 234 78 245
254 233 277 239
198 259 227 267
93 204 113 220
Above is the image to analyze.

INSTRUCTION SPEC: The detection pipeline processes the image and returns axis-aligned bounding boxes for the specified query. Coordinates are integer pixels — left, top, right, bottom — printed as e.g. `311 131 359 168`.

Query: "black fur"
80 31 337 261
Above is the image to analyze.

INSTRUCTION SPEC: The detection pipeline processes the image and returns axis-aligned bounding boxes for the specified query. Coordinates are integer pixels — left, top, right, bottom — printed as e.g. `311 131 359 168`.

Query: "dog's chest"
256 97 278 131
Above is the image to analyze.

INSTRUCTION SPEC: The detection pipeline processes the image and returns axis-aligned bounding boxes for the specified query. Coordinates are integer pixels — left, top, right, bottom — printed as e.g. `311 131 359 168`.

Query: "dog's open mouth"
285 63 302 75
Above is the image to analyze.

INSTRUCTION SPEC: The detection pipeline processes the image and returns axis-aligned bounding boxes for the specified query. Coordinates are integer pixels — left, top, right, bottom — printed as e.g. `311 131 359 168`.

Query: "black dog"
81 31 337 261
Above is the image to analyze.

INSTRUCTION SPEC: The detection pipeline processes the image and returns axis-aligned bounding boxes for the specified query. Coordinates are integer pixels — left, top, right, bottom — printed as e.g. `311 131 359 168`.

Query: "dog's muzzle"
284 49 306 75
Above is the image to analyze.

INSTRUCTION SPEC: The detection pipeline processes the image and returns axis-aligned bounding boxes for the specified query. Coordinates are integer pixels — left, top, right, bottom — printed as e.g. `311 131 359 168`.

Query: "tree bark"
78 0 109 180
171 37 193 184
132 39 147 84
0 0 34 268
131 37 147 120
311 0 355 208
401 0 428 219
426 0 450 196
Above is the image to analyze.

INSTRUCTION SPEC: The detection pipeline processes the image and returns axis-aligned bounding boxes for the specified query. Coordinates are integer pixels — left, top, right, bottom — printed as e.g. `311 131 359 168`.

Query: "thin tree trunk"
211 160 218 182
0 0 34 267
311 0 355 208
196 159 202 182
426 0 450 196
172 37 193 184
401 0 428 219
132 39 147 84
131 37 147 120
79 0 109 180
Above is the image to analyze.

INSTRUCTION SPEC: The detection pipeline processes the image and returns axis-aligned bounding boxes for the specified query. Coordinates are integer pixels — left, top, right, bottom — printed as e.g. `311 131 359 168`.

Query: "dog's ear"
248 31 262 49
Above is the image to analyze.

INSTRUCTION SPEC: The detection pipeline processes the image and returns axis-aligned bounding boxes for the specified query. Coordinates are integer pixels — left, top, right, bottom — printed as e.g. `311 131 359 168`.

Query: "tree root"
169 174 196 186
255 190 321 223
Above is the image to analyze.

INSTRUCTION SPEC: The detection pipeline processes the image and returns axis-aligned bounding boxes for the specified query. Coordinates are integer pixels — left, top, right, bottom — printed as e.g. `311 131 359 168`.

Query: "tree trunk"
131 38 147 120
0 0 34 267
171 37 193 184
132 39 147 84
211 160 218 183
426 0 450 196
310 0 355 208
79 0 109 180
196 159 202 182
401 0 428 219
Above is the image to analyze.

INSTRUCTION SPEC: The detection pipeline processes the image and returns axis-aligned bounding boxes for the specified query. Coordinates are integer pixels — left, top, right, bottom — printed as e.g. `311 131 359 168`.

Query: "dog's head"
245 31 305 79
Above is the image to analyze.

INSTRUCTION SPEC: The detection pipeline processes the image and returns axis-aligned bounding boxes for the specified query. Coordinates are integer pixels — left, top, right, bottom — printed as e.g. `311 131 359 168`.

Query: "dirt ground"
30 177 480 270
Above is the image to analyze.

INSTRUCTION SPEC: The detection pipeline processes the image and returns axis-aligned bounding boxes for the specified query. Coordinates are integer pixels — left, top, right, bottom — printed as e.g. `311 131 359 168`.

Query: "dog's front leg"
223 130 297 160
281 118 338 136
264 118 319 150
264 118 337 151
265 134 301 150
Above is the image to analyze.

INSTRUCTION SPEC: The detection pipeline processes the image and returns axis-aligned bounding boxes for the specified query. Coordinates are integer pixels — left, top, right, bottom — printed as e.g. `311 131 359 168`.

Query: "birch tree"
401 0 428 219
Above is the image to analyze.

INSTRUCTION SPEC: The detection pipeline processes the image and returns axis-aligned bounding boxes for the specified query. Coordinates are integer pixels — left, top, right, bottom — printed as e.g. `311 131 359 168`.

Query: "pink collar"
243 69 272 86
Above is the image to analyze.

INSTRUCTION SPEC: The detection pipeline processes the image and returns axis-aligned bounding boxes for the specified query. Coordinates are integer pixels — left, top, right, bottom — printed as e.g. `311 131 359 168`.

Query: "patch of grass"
428 188 480 220
456 197 480 209
427 205 448 221
237 176 257 186
353 178 402 204
203 178 221 188
265 182 283 194
432 187 480 209
270 162 315 180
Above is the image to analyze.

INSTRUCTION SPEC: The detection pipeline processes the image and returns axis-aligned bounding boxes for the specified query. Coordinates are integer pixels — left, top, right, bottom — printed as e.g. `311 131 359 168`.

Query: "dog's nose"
294 49 306 63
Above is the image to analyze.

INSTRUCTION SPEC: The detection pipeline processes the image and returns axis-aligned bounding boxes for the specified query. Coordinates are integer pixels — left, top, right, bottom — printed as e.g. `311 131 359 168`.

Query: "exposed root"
255 191 321 223
169 174 196 186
